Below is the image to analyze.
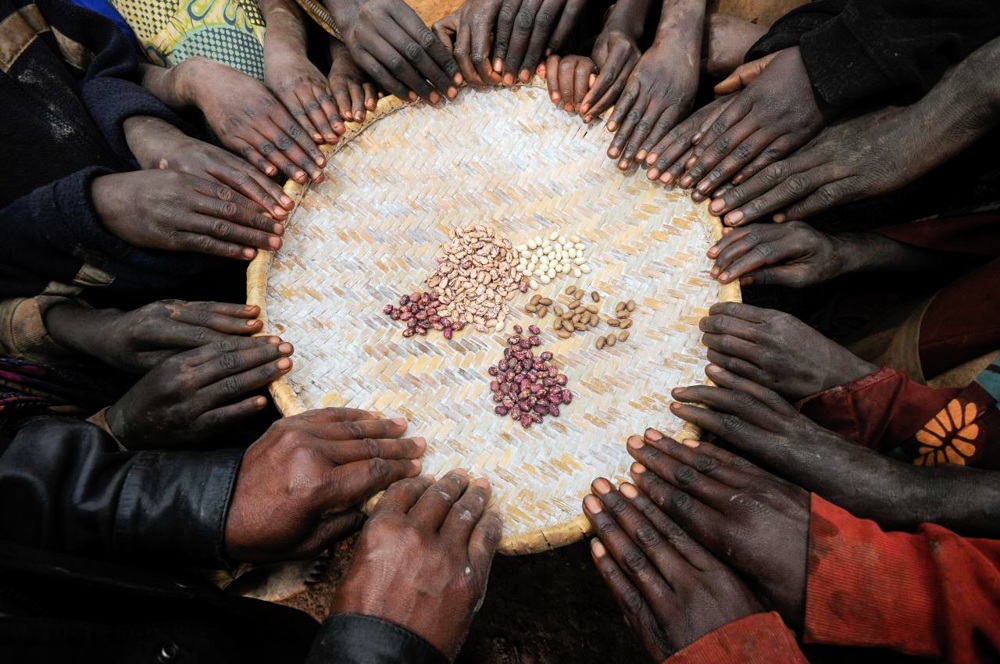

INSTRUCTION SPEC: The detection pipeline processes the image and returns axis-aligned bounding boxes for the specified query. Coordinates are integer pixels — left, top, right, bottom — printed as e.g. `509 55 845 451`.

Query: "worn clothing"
0 418 450 663
107 0 267 79
663 496 1000 663
747 0 1000 109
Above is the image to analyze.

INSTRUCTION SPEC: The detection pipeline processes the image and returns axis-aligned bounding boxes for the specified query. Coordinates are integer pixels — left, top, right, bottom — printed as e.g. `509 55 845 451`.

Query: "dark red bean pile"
383 290 464 339
488 324 573 429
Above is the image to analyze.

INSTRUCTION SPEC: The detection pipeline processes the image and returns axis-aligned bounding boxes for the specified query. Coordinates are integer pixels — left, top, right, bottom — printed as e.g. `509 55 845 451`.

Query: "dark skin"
710 35 1000 225
225 408 426 562
604 0 705 170
579 1 647 123
44 300 264 374
122 115 292 219
696 303 877 401
91 170 283 261
622 429 810 629
677 47 828 202
326 0 460 103
671 365 1000 536
332 471 502 659
141 58 326 184
328 38 380 123
105 336 293 449
583 477 764 661
708 223 951 288
702 13 767 80
539 54 597 113
432 9 503 88
644 93 732 183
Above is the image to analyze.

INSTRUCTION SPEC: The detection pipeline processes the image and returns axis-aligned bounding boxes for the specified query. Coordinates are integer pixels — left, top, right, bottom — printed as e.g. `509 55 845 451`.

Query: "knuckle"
761 162 786 183
218 351 238 371
404 41 422 60
418 29 436 49
369 457 392 484
536 10 553 28
621 548 648 574
719 413 746 434
386 54 404 73
668 490 693 513
693 455 718 474
675 465 698 486
212 220 232 239
620 585 645 615
784 174 810 195
633 525 660 548
753 242 774 258
362 437 380 458
222 374 245 395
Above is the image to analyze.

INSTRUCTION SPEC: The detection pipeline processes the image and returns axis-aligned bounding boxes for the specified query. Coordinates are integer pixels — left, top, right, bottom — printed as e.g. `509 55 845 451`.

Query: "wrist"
603 1 649 41
653 0 706 45
43 302 94 353
325 0 359 31
173 58 210 107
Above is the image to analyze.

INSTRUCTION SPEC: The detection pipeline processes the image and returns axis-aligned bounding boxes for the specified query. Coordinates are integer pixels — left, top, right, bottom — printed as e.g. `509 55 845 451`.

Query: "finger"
467 16 499 85
589 538 671 663
646 97 733 179
626 461 726 545
347 82 367 121
307 415 410 443
692 135 769 199
206 153 291 216
256 117 325 183
635 430 766 487
194 394 269 430
307 87 339 142
728 133 804 187
547 0 584 51
468 506 503 570
698 312 762 342
519 0 561 78
293 407 384 425
622 482 720 570
175 231 256 260
304 510 367 553
324 456 424 508
432 18 455 51
441 476 492 545
197 346 294 405
183 211 280 252
331 82 355 126
382 17 452 97
545 54 561 101
280 91 322 143
573 58 592 107
581 50 632 119
636 103 684 161
236 142 280 179
669 385 793 433
504 0 542 78
165 302 263 334
722 164 837 227
353 47 412 101
392 4 461 86
623 435 739 501
249 129 310 185
363 82 379 110
781 178 858 221
373 474 436 515
455 23 485 87
717 241 799 284
681 123 761 190
558 57 576 110
322 436 427 464
588 479 692 584
700 364 798 416
709 226 773 269
408 470 471 529
493 0 524 74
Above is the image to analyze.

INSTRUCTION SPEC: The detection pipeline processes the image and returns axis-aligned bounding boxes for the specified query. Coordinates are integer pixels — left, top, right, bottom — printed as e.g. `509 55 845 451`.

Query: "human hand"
579 28 641 122
331 472 502 658
328 39 379 123
679 47 827 201
491 0 587 85
624 428 809 629
105 336 293 449
177 57 326 184
603 37 700 169
584 476 763 660
713 52 779 95
703 13 767 80
643 94 732 184
122 116 293 219
45 300 265 374
431 4 503 87
225 408 426 562
332 0 460 102
264 44 342 145
92 170 283 261
539 54 596 113
707 221 845 286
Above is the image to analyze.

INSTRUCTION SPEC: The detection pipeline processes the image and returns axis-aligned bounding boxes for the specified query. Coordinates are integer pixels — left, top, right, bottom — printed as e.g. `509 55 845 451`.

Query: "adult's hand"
707 221 846 287
624 428 809 629
328 38 380 123
225 408 426 562
432 2 504 87
331 472 502 659
45 300 265 374
176 57 326 184
584 476 763 660
105 336 293 449
122 116 293 219
603 37 700 170
92 170 283 261
679 47 828 201
491 0 586 85
330 0 460 102
643 94 733 184
579 28 641 123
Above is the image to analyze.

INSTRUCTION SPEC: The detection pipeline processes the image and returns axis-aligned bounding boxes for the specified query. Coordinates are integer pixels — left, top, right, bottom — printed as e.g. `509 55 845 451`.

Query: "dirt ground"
282 535 648 663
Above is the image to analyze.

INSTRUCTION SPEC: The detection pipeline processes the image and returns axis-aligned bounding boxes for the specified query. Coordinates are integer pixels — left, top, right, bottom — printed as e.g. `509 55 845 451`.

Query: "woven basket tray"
247 81 740 554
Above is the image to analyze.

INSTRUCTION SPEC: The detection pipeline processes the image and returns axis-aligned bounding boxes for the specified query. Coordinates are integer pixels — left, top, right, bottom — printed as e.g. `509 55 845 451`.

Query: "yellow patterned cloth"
109 0 267 79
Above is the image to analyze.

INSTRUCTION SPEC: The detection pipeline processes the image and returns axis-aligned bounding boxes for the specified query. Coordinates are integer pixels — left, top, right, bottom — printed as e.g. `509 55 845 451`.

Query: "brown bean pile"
383 290 465 339
487 324 573 428
428 225 522 333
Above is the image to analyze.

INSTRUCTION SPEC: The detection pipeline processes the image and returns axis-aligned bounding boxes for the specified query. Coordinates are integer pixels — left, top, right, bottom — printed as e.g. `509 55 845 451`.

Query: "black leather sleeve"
306 614 449 664
0 417 242 569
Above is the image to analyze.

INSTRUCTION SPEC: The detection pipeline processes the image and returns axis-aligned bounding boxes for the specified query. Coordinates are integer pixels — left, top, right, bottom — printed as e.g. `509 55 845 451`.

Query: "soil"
282 536 647 663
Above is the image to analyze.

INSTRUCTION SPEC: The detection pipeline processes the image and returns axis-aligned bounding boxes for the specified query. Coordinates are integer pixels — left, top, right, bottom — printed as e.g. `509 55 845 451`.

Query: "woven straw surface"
248 81 740 554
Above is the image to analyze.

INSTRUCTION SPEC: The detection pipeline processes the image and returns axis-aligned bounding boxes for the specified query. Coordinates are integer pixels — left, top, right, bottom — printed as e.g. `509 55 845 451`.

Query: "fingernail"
692 191 705 202
608 147 620 158
681 439 702 448
493 58 503 73
267 166 278 176
635 150 647 161
707 364 722 375
255 396 268 407
278 342 293 354
273 207 288 218
246 319 260 327
593 478 612 494
519 69 530 82
679 176 693 189
277 357 292 370
627 435 644 450
630 462 647 475
392 417 408 427
660 173 674 185
726 210 744 225
408 92 418 102
579 103 590 114
451 468 470 478
644 428 663 441
774 213 786 223
268 237 281 249
692 132 703 144
564 102 574 112
410 459 423 471
719 271 730 282
733 175 744 185
413 437 427 450
503 73 514 86
583 495 603 514
710 199 726 213
618 159 629 170
429 91 441 104
267 336 281 343
447 87 458 99
454 73 464 85
646 153 658 165
316 156 326 166
474 477 491 489
606 121 618 132
647 169 660 180
281 195 293 207
620 483 638 499
273 223 284 235
670 402 682 411
242 248 256 259
551 92 560 102
591 538 606 557
710 266 720 277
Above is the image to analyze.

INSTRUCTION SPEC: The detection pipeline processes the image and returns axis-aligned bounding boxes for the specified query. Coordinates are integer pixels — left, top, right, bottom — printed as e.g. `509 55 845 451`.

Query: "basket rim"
246 80 742 555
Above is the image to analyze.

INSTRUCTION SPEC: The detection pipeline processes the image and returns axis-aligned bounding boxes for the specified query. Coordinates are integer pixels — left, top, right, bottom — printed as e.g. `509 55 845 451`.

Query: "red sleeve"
664 612 807 663
796 367 960 452
805 495 1000 661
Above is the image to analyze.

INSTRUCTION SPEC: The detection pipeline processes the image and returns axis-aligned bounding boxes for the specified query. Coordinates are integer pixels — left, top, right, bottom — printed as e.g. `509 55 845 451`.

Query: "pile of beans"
488 324 573 428
383 290 464 339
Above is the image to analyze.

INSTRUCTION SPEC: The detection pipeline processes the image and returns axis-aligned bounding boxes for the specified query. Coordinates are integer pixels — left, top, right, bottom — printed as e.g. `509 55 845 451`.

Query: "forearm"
653 0 706 53
261 0 311 59
602 0 654 41
834 232 957 274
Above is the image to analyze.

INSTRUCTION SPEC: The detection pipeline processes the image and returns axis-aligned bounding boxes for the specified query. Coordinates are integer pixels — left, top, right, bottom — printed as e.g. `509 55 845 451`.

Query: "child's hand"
328 39 380 126
539 55 597 116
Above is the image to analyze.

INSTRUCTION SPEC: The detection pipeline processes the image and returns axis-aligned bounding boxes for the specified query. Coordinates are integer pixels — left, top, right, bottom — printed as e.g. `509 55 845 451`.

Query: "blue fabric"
976 360 1000 408
67 0 141 52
